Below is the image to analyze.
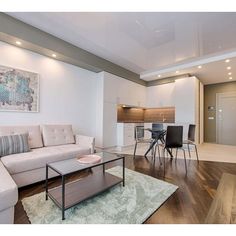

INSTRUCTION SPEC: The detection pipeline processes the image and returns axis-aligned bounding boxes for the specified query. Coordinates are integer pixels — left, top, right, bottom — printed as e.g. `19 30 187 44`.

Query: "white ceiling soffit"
144 52 236 85
141 49 236 80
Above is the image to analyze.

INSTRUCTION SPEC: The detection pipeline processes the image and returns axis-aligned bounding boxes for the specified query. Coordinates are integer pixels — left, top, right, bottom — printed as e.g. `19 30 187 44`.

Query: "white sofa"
0 124 95 224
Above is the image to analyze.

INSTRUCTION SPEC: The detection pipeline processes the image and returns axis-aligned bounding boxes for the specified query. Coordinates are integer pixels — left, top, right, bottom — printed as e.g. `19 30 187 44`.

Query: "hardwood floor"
14 155 236 224
205 173 236 223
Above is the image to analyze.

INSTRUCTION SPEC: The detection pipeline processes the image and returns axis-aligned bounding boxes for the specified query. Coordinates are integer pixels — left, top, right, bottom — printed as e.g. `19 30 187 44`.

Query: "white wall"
0 41 98 137
199 82 204 144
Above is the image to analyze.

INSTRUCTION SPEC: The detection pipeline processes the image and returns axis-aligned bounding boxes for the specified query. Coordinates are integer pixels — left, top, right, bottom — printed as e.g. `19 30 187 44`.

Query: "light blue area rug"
22 166 178 224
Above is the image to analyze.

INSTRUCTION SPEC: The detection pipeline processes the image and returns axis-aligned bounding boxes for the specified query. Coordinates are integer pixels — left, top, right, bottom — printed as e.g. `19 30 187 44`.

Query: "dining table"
144 128 173 158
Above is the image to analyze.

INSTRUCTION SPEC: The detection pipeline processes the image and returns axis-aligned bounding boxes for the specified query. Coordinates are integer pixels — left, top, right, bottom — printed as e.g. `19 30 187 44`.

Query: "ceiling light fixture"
227 66 231 70
52 54 57 58
225 59 230 63
158 75 161 78
228 72 232 75
198 65 202 69
229 77 233 80
176 71 179 74
16 41 21 45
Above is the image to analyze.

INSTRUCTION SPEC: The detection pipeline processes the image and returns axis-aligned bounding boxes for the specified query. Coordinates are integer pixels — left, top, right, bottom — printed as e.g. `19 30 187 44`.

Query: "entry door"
216 92 236 145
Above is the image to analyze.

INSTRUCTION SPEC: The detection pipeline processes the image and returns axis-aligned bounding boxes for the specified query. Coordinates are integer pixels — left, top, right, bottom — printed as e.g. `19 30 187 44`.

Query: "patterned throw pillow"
0 133 30 157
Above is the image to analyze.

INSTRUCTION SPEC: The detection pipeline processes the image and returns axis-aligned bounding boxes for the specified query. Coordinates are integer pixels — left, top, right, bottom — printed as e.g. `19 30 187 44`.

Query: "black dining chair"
183 124 199 162
162 126 187 176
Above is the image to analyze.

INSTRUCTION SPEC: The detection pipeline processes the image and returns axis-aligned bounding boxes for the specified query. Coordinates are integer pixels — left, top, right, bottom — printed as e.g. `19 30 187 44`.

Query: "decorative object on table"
0 65 39 112
22 166 178 224
77 154 102 164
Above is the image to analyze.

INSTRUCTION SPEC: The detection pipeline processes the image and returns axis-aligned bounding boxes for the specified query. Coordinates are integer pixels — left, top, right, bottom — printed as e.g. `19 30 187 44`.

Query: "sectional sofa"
0 124 95 224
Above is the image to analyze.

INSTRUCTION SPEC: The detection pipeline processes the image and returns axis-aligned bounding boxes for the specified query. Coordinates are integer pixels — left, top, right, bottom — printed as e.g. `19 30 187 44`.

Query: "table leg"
45 165 48 200
62 175 65 220
160 137 173 158
144 140 157 157
167 148 173 158
103 163 105 173
123 157 125 187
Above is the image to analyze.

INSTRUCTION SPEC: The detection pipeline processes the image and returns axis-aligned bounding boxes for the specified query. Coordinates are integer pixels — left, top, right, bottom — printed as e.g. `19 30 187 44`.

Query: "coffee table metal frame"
45 153 125 220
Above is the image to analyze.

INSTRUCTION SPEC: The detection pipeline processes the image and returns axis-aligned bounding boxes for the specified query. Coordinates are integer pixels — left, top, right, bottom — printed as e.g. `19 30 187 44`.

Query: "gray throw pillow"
0 133 30 157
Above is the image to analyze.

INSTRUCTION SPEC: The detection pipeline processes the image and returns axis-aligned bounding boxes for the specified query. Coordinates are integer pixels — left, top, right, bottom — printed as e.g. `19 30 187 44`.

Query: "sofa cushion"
0 133 30 157
1 144 90 175
0 161 18 212
0 125 43 149
42 124 75 147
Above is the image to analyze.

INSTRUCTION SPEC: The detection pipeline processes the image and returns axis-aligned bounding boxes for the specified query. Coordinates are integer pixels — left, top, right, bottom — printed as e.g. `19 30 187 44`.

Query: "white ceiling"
6 12 236 84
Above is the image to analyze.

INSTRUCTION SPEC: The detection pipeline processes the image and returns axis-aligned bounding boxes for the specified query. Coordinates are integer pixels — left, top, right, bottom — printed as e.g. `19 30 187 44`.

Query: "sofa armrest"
0 161 18 223
75 135 95 154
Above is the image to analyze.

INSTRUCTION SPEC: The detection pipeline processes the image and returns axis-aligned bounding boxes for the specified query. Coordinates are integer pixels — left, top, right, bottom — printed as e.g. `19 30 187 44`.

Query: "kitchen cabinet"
103 72 146 107
146 83 175 108
97 72 146 148
117 123 135 146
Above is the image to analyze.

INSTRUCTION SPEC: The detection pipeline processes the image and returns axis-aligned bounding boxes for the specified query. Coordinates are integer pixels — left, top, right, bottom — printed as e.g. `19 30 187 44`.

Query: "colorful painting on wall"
0 65 39 112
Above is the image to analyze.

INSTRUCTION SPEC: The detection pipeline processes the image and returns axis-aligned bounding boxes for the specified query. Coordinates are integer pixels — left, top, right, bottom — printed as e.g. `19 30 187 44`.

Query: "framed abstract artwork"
0 65 39 112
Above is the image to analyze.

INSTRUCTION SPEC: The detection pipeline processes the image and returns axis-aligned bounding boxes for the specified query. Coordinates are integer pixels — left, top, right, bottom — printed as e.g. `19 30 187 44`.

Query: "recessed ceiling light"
228 72 232 75
229 77 233 80
227 66 231 70
225 59 230 63
158 75 161 78
52 54 57 58
198 65 202 69
176 71 179 74
16 41 21 45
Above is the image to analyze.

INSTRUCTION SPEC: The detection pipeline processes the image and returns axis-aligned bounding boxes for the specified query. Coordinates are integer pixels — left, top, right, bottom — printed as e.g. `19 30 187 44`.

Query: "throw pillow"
0 133 30 157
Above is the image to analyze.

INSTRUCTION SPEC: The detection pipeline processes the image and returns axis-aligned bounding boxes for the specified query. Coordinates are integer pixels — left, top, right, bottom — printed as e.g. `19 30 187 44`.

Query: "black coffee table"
45 152 125 220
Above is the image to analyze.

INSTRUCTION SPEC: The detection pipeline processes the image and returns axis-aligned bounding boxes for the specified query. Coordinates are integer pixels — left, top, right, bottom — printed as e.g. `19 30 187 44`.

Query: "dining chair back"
135 125 145 140
165 126 183 148
133 126 153 158
188 124 196 142
184 124 199 162
162 125 187 176
152 123 163 139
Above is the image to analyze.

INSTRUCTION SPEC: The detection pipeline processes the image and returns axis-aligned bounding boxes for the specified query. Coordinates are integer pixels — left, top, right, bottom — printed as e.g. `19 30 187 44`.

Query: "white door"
216 92 236 145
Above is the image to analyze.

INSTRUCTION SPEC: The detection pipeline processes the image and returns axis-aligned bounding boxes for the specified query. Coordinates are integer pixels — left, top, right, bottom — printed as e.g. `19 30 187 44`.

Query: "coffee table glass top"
47 152 124 175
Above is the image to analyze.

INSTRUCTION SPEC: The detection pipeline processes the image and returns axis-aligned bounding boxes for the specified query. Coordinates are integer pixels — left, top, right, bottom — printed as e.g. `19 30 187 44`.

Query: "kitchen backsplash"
117 105 175 123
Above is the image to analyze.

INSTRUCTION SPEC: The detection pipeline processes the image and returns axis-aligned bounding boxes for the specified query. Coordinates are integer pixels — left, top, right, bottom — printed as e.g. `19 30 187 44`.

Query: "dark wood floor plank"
14 155 236 224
